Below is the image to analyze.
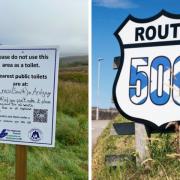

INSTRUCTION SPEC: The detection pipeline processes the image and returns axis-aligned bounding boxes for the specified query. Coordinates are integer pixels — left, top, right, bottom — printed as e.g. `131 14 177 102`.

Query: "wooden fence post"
175 123 180 154
16 145 27 180
135 123 151 165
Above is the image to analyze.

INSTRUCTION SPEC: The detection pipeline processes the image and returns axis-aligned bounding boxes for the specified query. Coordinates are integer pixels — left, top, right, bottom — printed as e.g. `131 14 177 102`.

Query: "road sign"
113 10 180 127
0 46 59 147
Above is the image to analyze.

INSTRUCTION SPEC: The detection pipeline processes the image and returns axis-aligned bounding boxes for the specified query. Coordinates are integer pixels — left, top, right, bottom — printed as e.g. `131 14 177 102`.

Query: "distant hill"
60 55 88 67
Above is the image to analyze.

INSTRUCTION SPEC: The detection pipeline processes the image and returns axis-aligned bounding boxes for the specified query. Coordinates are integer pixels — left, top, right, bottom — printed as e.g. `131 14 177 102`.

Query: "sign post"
135 123 150 164
113 10 180 163
16 145 27 180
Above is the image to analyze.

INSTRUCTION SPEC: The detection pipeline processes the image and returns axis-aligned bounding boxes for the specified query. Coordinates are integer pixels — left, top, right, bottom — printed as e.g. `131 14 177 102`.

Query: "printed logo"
29 129 42 141
0 129 8 138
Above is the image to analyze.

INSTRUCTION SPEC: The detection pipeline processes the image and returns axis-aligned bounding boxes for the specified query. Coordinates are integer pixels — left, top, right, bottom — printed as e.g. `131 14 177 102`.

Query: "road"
92 120 111 147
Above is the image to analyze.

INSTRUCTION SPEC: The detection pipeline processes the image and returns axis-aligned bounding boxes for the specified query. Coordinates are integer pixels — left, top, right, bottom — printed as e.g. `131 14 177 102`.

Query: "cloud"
93 0 137 9
0 0 88 56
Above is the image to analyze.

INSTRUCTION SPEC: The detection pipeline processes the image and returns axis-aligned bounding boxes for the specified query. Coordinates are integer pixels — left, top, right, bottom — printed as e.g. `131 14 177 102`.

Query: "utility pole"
96 58 103 120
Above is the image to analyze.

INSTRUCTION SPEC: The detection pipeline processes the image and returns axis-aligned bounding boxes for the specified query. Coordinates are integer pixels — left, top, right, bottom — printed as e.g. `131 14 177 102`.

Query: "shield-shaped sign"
113 10 180 127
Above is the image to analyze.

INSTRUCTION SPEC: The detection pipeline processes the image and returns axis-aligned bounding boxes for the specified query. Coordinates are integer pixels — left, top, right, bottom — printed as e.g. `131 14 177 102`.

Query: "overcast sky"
0 0 88 57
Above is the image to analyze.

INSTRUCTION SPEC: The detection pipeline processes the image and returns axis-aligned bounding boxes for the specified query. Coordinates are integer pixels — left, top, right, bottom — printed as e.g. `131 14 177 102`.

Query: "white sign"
0 46 59 147
113 10 180 127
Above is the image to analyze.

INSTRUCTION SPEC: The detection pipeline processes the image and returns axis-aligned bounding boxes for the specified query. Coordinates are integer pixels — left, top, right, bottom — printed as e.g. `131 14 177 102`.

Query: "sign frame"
0 46 59 147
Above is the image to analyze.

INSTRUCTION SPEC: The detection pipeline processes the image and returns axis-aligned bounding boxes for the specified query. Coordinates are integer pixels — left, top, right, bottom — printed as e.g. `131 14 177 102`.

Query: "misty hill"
60 55 88 67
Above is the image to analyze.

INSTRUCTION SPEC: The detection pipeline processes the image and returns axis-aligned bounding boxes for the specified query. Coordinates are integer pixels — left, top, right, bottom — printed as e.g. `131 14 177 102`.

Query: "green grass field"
93 116 180 180
0 64 88 179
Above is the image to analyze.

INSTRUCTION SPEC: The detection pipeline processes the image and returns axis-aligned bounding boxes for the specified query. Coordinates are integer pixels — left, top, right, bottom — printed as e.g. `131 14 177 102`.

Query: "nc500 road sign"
113 10 180 127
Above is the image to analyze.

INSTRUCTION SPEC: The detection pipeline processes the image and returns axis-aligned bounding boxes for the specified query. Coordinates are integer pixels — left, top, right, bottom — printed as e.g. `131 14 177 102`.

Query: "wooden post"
175 122 180 154
16 145 27 180
178 124 180 154
135 123 150 165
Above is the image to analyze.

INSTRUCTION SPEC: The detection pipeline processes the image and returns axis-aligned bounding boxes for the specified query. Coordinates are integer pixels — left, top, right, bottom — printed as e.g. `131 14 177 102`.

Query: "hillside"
60 55 88 67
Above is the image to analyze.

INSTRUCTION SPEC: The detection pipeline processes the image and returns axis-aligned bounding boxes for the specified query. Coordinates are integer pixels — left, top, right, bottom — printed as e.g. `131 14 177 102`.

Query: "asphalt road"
92 120 111 147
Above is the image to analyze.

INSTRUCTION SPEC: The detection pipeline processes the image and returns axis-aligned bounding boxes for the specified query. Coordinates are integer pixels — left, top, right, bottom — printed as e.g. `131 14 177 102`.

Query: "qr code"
33 109 48 123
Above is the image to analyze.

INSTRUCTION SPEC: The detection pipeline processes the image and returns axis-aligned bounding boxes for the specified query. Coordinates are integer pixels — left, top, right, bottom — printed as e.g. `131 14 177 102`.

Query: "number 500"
129 56 180 105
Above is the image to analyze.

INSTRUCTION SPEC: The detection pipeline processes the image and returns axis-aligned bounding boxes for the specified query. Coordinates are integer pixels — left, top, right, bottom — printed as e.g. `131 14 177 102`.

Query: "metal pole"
96 58 103 120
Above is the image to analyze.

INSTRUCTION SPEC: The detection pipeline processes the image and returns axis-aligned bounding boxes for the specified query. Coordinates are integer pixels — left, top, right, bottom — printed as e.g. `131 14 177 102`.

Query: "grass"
92 115 180 180
0 65 88 179
58 66 88 117
59 71 88 83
